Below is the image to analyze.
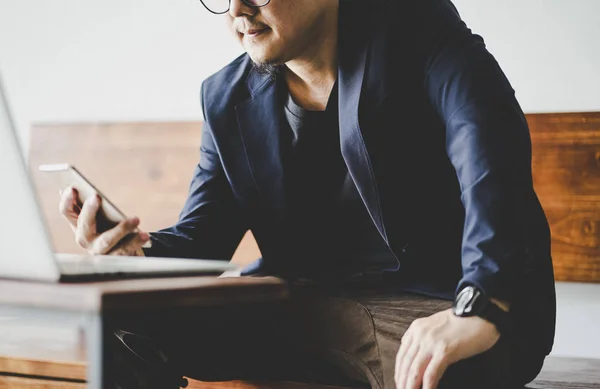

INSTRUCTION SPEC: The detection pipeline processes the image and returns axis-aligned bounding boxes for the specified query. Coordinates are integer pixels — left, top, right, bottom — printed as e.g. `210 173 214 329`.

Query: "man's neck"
284 2 338 111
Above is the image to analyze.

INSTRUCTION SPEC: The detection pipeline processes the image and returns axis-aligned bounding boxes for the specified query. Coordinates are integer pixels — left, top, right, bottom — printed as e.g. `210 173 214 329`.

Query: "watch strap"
481 300 510 334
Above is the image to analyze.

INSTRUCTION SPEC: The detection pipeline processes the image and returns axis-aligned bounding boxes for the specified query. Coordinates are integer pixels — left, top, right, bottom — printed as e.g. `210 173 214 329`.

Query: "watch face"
455 286 476 316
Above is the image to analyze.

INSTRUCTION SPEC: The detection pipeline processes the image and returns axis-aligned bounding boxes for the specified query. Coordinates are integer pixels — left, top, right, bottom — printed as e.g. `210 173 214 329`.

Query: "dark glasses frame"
199 0 271 15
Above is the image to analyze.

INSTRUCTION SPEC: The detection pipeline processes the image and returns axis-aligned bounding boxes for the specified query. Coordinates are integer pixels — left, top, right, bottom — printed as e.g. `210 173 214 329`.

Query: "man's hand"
394 308 500 389
59 187 149 256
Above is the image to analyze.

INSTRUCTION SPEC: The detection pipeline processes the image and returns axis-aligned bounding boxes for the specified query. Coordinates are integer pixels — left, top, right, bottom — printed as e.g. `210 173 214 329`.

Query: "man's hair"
252 61 283 80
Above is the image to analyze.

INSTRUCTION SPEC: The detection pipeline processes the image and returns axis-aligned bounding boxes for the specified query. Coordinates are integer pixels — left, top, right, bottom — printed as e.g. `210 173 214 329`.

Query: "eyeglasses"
199 0 271 15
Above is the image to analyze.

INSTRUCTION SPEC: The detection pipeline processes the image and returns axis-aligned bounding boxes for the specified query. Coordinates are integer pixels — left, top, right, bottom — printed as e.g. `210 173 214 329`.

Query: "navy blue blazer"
146 0 556 359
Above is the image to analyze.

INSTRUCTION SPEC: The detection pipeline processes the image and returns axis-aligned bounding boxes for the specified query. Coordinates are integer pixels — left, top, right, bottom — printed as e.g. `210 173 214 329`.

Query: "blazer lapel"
338 0 389 242
235 73 287 220
234 0 389 230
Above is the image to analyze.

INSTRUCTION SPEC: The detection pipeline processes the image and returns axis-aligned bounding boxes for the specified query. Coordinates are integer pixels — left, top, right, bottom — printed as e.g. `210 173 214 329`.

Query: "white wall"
453 0 600 114
553 283 600 359
0 0 243 148
2 0 600 143
1 0 600 359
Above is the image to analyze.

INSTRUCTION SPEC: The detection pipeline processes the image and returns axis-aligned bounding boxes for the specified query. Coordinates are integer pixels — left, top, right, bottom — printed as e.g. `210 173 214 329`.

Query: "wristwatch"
453 285 510 334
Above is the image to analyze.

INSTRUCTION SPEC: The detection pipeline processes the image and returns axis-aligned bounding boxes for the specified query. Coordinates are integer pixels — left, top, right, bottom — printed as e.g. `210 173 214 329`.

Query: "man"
59 0 556 388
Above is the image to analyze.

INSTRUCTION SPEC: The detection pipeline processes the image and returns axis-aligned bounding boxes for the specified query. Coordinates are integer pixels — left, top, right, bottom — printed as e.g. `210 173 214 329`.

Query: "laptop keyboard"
54 253 238 276
57 254 130 275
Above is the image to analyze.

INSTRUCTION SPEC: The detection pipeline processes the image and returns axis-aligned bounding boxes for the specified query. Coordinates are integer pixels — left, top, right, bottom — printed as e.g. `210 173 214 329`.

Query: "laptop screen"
0 75 61 282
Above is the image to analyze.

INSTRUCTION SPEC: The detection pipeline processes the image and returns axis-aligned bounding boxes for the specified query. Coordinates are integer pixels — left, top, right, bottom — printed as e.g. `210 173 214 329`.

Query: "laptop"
0 75 239 282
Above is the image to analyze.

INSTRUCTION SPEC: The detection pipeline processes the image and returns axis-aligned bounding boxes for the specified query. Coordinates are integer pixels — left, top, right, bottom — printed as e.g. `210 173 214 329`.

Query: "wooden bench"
27 113 600 282
3 112 598 388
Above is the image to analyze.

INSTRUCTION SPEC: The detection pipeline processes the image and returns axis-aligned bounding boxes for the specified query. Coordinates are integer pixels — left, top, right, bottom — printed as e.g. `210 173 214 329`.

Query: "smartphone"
38 163 152 248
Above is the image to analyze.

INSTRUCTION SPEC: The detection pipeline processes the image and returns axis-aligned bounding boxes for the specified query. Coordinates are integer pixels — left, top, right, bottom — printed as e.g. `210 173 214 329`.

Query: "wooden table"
0 275 288 389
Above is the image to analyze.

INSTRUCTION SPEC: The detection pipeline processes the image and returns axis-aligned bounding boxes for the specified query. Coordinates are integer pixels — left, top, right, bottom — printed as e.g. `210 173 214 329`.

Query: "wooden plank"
0 276 287 312
28 122 262 268
526 357 600 388
0 313 85 384
0 319 85 381
0 376 85 389
0 358 86 383
528 112 600 282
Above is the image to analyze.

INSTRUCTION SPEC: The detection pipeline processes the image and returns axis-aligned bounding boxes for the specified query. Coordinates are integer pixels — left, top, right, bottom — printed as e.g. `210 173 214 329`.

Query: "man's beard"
252 61 283 80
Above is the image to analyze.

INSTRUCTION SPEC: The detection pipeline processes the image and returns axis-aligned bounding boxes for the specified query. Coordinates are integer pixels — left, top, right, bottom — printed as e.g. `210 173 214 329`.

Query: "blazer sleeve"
143 83 248 260
424 3 537 303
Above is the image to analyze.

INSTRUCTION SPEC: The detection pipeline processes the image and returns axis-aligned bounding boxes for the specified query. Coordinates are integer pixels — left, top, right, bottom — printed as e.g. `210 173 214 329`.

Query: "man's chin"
247 49 277 64
251 60 283 79
246 49 283 77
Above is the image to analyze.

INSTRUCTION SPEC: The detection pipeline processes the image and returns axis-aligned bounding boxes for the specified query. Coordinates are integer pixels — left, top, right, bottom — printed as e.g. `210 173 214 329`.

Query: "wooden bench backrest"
28 113 600 282
28 122 260 266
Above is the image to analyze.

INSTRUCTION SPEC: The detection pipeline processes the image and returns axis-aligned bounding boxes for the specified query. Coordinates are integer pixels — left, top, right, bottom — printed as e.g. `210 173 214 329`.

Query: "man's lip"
243 27 269 35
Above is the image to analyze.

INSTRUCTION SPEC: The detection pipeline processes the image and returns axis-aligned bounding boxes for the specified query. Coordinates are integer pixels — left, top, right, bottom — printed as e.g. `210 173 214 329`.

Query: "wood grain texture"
0 276 287 312
28 113 600 282
525 356 600 388
0 320 85 380
0 316 85 382
0 358 85 383
528 112 600 282
0 376 85 389
28 122 262 267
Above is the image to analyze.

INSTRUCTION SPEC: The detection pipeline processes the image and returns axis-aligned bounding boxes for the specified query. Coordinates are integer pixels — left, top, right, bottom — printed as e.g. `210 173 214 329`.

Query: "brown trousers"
110 281 534 389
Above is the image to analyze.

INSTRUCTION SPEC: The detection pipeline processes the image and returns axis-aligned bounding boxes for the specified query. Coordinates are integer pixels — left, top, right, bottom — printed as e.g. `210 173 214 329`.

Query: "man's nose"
229 0 256 18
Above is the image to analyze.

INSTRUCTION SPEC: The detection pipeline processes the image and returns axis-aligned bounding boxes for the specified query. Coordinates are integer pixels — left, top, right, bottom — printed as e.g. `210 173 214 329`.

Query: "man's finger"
398 342 419 389
108 231 150 256
90 217 141 255
75 195 101 248
422 352 448 389
406 350 432 389
395 333 413 386
59 187 81 228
